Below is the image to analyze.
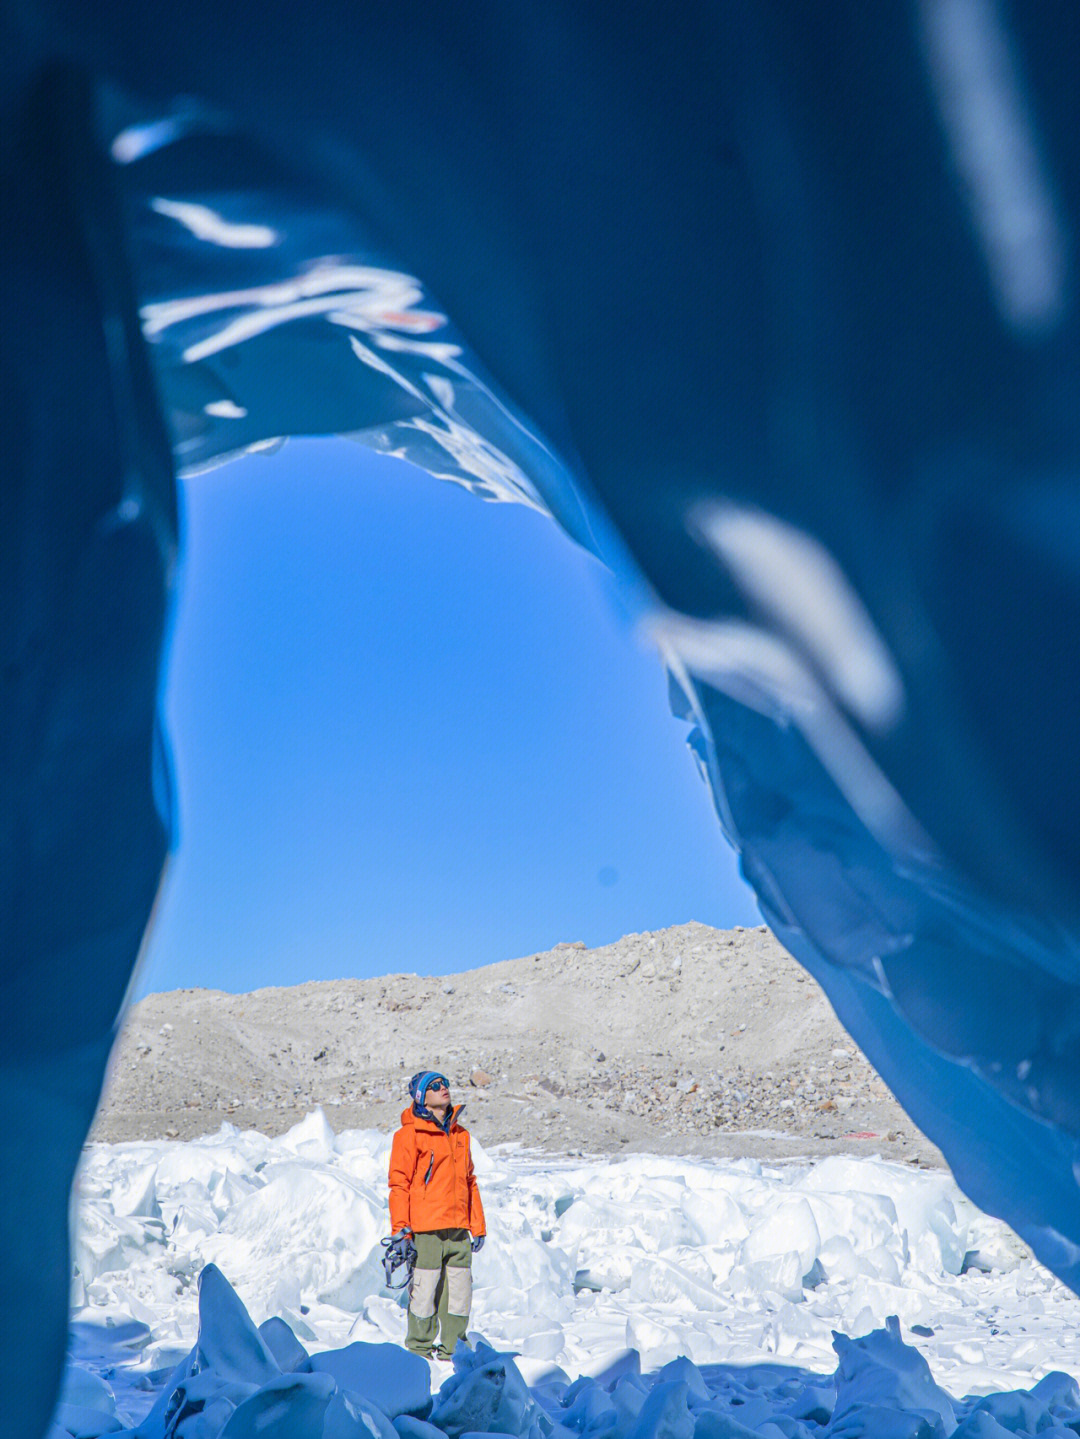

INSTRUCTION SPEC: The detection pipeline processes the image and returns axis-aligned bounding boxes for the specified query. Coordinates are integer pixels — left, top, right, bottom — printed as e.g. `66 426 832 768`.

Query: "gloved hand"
388 1229 414 1260
382 1230 417 1288
471 1235 485 1253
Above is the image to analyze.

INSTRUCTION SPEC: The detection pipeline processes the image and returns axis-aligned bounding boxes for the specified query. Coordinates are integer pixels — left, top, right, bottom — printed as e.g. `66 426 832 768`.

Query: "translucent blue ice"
195 1265 281 1389
305 1343 432 1421
8 7 1080 1435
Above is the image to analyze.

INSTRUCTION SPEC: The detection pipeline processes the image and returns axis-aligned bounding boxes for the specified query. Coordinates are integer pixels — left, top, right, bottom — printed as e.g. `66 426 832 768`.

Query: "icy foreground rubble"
53 1113 1080 1437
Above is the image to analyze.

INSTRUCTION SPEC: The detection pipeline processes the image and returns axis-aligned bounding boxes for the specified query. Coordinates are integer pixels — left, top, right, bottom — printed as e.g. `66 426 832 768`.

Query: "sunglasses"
427 1080 449 1091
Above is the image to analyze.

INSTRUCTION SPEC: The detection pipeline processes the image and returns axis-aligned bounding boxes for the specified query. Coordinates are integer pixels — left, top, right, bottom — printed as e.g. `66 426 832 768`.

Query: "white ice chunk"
210 1170 261 1222
431 1347 538 1438
216 1371 335 1438
623 1315 686 1370
258 1315 309 1372
195 1264 280 1387
75 1201 166 1287
49 1401 123 1436
171 1202 221 1245
198 1163 382 1319
691 1412 759 1439
394 1417 449 1439
57 1366 117 1417
327 1391 404 1439
831 1316 955 1434
627 1255 724 1313
107 1161 160 1220
679 1191 748 1249
962 1387 1054 1434
654 1358 709 1403
739 1196 821 1280
625 1381 694 1439
280 1108 340 1162
305 1342 431 1419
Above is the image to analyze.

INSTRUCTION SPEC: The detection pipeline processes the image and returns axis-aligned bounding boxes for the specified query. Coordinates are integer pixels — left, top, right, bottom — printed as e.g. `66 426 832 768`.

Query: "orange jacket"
388 1105 486 1237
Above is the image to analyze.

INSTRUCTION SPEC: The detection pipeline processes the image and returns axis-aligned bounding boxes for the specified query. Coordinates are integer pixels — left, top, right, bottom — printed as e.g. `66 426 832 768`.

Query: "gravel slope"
92 922 944 1166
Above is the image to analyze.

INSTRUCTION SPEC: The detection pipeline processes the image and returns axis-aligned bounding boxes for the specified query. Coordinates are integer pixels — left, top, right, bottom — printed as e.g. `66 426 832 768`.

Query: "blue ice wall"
1 70 178 1439
5 5 1080 1435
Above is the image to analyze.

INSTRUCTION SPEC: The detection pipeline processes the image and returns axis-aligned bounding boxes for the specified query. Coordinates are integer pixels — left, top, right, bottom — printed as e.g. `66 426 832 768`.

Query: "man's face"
426 1079 451 1113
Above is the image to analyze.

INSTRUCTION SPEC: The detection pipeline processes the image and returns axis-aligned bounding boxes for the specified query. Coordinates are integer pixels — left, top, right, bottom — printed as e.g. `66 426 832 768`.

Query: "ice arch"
5 5 1080 1435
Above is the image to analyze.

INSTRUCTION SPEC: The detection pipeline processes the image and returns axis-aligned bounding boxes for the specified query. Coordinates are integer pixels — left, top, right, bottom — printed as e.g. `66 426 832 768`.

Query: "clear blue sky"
137 437 759 996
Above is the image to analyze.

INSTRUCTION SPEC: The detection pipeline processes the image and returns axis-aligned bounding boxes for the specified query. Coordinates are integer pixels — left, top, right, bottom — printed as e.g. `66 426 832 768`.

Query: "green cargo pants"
406 1228 473 1359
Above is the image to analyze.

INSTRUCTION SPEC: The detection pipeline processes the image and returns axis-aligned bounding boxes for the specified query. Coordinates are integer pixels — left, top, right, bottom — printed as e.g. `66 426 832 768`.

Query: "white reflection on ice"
203 400 248 419
348 335 427 402
140 263 443 364
650 612 930 859
150 198 279 250
111 118 187 164
918 0 1069 335
690 503 905 733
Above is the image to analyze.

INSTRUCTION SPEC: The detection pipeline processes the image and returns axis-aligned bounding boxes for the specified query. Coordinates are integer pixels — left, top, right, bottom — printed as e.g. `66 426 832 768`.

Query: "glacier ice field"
8 5 1080 1434
51 1112 1080 1436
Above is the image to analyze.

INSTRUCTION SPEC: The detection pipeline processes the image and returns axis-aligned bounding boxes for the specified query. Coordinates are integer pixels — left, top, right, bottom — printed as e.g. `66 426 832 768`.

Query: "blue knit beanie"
408 1070 449 1108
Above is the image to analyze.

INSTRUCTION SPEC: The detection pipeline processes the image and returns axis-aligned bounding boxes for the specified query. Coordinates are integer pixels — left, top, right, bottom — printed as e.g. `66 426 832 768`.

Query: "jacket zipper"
447 1111 460 1201
417 1109 464 1217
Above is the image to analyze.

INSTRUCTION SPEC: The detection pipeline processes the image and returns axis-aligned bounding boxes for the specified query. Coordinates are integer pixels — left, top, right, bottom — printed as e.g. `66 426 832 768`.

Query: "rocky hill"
92 922 943 1166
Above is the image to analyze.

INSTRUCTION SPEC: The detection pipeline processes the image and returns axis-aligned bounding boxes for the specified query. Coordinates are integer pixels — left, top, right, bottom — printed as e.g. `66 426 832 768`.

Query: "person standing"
387 1070 486 1360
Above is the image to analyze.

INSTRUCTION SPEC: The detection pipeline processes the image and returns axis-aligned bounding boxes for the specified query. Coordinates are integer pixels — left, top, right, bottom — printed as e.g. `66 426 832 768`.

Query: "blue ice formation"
93 1264 434 1437
5 4 1080 1435
48 1266 1080 1437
